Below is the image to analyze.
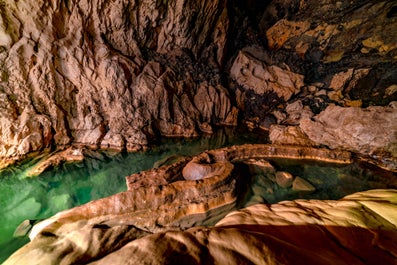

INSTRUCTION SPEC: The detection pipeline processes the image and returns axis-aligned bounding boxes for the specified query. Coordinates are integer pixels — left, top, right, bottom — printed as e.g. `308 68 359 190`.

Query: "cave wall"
0 0 396 163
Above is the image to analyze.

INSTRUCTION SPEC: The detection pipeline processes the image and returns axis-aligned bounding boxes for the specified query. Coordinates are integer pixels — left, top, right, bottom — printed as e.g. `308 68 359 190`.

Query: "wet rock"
26 147 84 177
242 159 276 175
13 220 36 237
6 189 397 265
276 171 294 188
292 176 316 194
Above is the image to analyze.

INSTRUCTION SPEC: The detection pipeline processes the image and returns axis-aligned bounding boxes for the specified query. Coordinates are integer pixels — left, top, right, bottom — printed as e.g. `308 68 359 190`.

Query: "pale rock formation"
292 176 316 193
243 158 276 175
300 103 397 170
230 50 304 101
5 188 397 264
269 125 316 146
26 147 84 177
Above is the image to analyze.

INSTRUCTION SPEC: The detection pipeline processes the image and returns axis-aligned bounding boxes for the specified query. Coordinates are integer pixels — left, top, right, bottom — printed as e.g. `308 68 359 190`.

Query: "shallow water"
0 128 264 262
0 128 396 262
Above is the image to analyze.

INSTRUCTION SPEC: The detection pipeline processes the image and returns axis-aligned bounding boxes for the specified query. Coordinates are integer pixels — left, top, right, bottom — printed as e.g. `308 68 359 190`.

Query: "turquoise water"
1 128 396 262
0 128 264 262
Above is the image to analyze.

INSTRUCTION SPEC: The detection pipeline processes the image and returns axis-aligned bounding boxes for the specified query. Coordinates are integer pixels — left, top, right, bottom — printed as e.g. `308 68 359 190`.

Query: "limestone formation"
3 144 357 264
0 0 396 172
0 0 237 163
230 50 305 101
300 103 397 170
292 176 316 193
5 187 397 264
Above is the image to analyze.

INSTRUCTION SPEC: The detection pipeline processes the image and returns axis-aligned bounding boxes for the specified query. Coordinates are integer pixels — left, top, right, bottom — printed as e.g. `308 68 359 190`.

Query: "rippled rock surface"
4 144 397 264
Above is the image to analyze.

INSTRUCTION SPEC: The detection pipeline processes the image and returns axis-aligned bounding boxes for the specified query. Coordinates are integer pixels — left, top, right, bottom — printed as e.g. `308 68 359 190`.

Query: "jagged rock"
284 100 314 125
264 1 397 62
300 103 397 170
230 50 304 101
292 176 316 194
269 125 316 147
276 171 294 188
0 0 235 161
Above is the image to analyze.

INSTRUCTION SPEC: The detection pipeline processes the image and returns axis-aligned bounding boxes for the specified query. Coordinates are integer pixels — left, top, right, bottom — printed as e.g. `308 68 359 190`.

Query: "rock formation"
0 0 237 165
0 0 396 170
2 0 397 263
3 145 396 264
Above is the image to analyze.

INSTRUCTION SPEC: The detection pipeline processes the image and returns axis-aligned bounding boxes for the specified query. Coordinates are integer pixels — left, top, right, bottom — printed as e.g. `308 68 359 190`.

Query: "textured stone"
269 125 316 147
5 189 397 265
264 1 397 62
300 103 397 170
292 176 316 194
276 171 294 188
230 50 304 101
26 147 84 177
0 0 235 162
243 158 276 175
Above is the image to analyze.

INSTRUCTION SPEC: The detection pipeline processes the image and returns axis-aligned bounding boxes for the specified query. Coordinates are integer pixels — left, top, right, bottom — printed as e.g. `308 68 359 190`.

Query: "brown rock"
230 50 304 101
243 159 276 175
269 125 316 147
26 147 85 177
300 104 397 170
276 171 294 188
0 0 233 162
292 176 316 194
6 189 397 265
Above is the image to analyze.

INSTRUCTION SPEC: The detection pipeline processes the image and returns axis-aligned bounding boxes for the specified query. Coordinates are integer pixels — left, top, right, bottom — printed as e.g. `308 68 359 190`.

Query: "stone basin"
4 144 397 264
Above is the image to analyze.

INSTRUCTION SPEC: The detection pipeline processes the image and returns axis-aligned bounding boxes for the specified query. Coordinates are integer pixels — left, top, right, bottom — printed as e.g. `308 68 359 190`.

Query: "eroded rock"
0 0 235 162
230 50 304 101
300 103 397 170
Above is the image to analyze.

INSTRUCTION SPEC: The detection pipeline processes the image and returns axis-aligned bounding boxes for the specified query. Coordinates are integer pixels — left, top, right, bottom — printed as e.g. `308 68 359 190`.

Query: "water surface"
1 128 396 262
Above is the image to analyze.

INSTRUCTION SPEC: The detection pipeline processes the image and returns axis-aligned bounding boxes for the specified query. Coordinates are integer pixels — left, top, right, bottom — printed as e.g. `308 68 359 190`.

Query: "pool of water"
0 128 396 262
0 128 264 262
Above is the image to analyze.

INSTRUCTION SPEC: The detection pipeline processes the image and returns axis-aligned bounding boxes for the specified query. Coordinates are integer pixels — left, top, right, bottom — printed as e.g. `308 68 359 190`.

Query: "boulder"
292 176 316 194
276 171 294 188
230 50 304 101
300 103 397 170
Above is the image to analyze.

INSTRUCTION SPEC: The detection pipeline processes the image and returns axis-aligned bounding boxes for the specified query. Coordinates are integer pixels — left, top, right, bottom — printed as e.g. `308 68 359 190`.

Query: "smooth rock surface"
3 144 357 264
276 171 294 188
5 189 397 265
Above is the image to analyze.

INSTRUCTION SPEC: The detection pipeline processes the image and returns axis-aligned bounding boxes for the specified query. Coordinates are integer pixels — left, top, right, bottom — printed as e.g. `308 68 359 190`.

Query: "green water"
1 128 396 263
0 128 263 262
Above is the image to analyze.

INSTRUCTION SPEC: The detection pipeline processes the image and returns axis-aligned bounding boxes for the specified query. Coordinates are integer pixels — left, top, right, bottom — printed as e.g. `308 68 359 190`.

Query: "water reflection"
0 127 265 262
1 127 396 262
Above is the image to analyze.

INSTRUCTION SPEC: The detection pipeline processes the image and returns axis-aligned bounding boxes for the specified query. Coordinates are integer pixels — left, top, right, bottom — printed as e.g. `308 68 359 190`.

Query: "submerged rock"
276 171 294 188
292 176 316 194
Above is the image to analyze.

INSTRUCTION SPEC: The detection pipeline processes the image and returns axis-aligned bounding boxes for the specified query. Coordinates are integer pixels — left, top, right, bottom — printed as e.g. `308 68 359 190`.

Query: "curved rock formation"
3 144 366 264
5 187 397 264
